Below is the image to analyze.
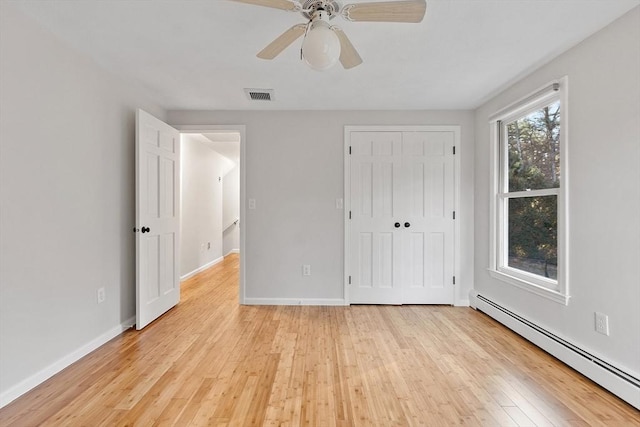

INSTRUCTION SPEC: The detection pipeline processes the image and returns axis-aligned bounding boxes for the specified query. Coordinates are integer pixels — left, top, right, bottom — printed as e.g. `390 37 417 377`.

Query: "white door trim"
172 124 247 305
344 125 462 305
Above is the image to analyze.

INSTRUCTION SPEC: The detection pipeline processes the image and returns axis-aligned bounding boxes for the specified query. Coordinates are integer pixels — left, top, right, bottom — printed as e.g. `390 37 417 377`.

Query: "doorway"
176 125 246 304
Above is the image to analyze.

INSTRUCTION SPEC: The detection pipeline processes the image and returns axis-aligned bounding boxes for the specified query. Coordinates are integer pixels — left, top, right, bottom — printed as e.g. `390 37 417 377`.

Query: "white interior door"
349 132 404 304
136 109 180 330
348 128 456 304
401 131 455 304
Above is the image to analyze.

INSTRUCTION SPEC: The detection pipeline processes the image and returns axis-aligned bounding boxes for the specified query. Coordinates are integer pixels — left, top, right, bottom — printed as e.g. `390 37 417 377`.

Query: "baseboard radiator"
471 292 640 409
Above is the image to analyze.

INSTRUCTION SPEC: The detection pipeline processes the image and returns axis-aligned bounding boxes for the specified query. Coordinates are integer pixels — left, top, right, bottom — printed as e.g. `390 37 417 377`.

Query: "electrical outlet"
302 264 311 276
201 243 205 252
595 312 609 336
248 198 256 210
336 198 343 209
97 287 106 304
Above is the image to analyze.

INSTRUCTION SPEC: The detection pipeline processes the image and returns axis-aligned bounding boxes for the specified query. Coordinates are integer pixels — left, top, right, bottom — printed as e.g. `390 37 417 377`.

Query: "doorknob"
404 222 411 228
394 222 401 228
141 226 150 233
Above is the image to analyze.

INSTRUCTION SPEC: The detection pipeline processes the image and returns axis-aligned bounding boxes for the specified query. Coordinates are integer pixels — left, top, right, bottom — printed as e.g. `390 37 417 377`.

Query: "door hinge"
453 276 456 285
349 276 352 284
453 211 456 220
349 146 352 155
453 146 456 155
349 211 352 219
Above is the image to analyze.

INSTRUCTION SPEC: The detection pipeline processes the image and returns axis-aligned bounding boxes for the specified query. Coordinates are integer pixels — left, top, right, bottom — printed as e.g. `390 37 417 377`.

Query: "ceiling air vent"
245 88 275 101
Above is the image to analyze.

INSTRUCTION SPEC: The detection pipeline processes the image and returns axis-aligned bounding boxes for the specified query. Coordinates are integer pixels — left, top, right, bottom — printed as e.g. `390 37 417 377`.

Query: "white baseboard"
224 249 239 257
455 299 470 307
244 298 347 306
0 316 135 409
180 256 224 281
470 290 640 409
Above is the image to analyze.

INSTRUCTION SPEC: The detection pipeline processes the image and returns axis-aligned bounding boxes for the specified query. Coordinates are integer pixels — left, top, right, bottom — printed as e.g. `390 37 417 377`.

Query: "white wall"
223 164 240 255
168 110 475 304
0 4 166 402
473 7 640 375
180 135 233 277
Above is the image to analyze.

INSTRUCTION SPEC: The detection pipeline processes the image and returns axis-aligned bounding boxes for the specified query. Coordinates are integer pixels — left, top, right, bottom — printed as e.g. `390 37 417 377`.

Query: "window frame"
488 77 570 305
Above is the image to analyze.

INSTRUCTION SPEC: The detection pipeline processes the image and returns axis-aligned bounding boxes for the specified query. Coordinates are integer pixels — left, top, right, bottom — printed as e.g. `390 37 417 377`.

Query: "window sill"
488 269 570 305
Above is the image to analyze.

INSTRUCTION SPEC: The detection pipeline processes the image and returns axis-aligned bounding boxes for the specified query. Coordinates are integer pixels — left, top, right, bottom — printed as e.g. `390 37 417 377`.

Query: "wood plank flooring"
1 254 638 426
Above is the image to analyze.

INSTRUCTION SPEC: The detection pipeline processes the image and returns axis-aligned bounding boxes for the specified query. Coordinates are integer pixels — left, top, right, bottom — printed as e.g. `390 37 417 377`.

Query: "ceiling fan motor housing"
301 0 342 20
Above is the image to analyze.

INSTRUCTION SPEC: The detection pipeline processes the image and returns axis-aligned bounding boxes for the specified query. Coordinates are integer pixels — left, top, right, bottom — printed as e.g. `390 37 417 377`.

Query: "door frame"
343 125 462 305
173 124 247 304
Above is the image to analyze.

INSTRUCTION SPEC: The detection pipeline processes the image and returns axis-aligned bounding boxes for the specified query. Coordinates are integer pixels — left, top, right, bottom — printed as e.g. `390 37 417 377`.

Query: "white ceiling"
183 133 240 168
203 132 241 163
10 0 639 110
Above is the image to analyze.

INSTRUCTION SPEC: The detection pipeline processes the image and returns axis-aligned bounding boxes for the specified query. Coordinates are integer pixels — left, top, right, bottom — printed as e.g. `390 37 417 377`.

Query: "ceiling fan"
230 0 427 70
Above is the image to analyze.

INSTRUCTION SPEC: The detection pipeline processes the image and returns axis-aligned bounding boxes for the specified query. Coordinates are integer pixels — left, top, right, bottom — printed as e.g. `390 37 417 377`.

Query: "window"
489 78 569 304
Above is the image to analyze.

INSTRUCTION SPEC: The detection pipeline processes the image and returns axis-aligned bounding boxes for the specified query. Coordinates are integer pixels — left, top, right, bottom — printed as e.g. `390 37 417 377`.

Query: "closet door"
348 129 455 304
401 131 455 304
349 132 403 304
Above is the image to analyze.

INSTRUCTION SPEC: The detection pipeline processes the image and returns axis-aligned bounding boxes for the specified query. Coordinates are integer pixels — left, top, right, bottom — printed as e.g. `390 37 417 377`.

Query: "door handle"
404 222 410 228
394 222 401 228
141 226 150 233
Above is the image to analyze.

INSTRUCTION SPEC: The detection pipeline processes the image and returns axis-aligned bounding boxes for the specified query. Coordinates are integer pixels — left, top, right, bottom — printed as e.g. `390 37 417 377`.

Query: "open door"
135 109 180 330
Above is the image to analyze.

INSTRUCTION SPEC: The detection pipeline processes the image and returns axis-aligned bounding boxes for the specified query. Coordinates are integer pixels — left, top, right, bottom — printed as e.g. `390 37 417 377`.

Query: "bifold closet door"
349 130 455 304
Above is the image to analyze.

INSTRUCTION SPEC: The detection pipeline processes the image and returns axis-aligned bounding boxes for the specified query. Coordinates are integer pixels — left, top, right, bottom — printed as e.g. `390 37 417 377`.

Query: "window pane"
507 100 560 192
508 196 557 280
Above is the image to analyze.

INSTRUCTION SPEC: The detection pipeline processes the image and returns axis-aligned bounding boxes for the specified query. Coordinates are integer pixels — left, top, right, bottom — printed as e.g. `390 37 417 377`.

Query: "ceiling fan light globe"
302 25 341 70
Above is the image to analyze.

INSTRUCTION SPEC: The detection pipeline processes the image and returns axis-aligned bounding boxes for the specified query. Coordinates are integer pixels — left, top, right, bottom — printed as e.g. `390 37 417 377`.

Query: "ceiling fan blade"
333 28 363 69
342 0 426 23
228 0 299 12
257 24 307 59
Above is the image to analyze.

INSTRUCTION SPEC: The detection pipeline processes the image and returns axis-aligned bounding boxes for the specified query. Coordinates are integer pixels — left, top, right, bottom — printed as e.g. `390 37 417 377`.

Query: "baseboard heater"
472 293 640 409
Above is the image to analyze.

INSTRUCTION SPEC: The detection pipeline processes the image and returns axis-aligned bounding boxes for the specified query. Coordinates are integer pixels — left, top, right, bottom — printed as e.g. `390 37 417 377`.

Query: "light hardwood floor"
1 254 638 426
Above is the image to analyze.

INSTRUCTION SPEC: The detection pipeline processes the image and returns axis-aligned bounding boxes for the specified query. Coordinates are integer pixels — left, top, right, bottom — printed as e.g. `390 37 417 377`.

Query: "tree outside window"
505 101 560 280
